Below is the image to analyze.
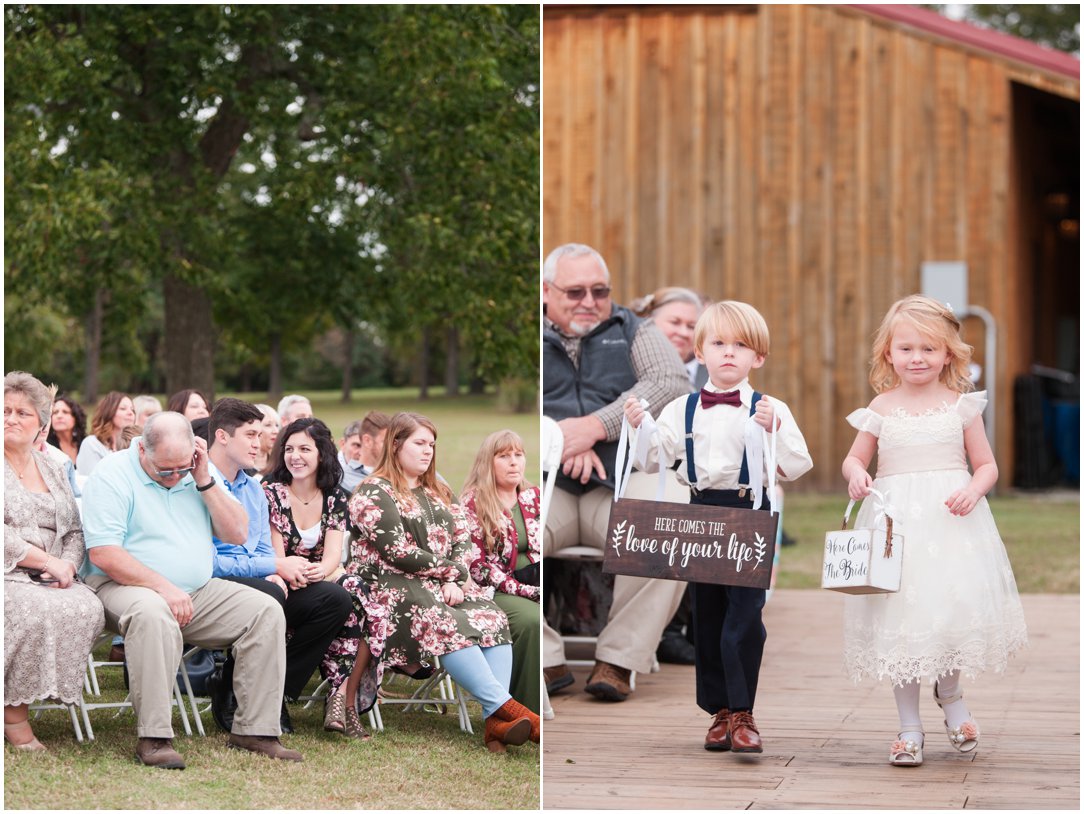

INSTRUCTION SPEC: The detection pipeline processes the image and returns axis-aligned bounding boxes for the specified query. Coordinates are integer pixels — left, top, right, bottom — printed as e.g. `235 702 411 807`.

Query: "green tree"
925 4 1080 54
5 5 538 402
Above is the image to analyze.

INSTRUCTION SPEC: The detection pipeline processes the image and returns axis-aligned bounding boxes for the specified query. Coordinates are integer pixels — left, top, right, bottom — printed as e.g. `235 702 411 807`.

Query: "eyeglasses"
149 458 195 479
549 282 612 302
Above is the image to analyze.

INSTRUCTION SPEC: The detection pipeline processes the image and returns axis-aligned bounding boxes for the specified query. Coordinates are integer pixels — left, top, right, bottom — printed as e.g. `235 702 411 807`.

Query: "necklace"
289 484 320 506
4 453 33 480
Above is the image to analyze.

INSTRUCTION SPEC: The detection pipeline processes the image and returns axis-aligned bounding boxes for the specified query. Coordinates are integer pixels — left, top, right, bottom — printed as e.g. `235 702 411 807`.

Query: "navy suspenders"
683 390 762 492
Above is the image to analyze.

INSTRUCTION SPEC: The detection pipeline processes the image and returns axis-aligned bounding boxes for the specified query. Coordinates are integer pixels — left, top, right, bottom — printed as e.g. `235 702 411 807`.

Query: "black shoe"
279 701 293 735
207 656 237 733
656 632 696 665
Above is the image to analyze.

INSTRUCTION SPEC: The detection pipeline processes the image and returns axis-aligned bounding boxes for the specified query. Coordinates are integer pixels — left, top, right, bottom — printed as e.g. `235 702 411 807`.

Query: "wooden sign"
603 498 778 589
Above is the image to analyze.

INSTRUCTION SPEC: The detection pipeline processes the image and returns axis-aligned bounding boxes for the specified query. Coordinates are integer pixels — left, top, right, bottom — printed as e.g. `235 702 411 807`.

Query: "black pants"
689 489 769 714
224 576 352 699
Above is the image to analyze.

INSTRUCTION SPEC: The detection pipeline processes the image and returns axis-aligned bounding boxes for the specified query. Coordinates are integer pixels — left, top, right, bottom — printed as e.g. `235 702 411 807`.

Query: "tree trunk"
340 328 354 403
419 327 430 400
468 371 486 395
82 288 105 403
239 362 252 394
163 274 216 399
268 333 283 402
444 324 459 397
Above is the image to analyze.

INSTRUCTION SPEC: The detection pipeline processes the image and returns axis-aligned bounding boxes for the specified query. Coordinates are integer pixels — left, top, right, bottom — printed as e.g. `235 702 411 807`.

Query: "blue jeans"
439 644 513 718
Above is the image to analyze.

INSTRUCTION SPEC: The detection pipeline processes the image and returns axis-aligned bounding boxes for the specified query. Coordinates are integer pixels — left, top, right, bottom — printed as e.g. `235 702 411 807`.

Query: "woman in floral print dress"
263 417 377 740
460 430 542 713
346 412 539 751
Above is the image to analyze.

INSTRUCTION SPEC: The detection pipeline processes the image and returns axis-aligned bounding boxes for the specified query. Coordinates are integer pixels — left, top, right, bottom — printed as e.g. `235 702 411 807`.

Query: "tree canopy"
4 4 539 402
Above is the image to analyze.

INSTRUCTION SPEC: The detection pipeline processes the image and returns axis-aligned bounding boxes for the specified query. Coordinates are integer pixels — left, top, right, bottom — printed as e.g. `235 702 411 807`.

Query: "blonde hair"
869 294 974 394
693 301 770 357
630 286 703 318
461 430 530 555
371 412 454 506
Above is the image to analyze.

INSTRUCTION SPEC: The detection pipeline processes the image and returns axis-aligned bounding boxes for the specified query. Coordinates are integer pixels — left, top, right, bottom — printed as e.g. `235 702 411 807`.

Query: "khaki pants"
86 575 286 738
543 475 687 675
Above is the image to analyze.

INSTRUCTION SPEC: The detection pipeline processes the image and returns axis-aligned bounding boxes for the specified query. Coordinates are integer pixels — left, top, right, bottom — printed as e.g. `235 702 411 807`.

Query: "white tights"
893 670 972 742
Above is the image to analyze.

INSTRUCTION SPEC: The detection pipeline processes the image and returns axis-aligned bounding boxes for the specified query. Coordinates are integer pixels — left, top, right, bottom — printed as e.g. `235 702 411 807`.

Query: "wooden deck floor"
541 590 1079 810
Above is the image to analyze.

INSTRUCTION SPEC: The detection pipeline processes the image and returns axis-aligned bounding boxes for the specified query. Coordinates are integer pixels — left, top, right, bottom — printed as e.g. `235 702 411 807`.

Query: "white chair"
376 656 474 734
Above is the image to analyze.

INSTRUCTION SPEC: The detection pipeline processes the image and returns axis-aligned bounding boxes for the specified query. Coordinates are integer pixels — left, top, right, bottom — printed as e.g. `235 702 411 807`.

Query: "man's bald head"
142 411 195 455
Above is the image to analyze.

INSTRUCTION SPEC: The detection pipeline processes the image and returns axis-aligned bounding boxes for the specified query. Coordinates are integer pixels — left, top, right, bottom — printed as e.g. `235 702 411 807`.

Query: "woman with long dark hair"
46 395 87 466
262 418 375 739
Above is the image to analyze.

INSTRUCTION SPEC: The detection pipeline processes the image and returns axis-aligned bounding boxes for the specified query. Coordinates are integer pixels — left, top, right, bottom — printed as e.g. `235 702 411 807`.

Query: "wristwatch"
196 477 216 492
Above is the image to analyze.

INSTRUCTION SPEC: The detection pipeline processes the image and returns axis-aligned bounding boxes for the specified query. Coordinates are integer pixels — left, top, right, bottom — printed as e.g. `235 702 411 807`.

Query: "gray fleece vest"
543 304 640 493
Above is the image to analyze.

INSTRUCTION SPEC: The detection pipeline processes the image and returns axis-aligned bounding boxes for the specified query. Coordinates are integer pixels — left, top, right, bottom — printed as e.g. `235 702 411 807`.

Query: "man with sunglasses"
542 242 690 702
81 410 302 769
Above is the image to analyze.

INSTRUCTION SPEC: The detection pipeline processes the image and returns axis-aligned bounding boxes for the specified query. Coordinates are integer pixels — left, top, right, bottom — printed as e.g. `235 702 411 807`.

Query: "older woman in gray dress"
4 371 104 751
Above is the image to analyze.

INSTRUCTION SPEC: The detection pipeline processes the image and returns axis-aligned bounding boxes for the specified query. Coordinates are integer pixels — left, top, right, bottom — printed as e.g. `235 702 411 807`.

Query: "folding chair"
376 656 474 735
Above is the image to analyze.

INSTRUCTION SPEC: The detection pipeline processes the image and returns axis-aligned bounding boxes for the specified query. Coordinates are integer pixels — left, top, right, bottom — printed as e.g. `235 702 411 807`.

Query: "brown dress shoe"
585 661 632 702
227 734 303 762
135 737 185 769
543 664 574 694
729 711 763 753
704 708 731 751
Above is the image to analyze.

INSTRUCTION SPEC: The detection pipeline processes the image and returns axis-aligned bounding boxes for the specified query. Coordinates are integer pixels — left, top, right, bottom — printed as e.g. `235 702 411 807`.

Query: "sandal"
4 721 46 752
344 705 371 741
323 691 346 733
889 732 923 766
933 681 979 753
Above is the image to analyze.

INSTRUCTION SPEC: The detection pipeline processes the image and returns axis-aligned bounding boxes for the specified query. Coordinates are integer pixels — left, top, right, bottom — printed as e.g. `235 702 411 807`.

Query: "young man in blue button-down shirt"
208 399 351 731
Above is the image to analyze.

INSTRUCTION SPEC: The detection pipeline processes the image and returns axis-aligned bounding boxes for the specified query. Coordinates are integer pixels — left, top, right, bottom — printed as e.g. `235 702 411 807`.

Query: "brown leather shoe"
135 737 185 769
227 734 303 762
544 664 574 694
109 644 126 663
729 711 763 753
704 708 731 751
584 661 631 702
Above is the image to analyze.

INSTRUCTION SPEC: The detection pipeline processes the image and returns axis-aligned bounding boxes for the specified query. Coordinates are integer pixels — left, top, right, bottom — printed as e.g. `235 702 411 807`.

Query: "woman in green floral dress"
344 412 539 751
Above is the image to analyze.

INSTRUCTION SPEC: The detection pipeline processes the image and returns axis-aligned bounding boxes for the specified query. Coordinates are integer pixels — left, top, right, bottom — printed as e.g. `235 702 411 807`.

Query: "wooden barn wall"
542 4 1078 490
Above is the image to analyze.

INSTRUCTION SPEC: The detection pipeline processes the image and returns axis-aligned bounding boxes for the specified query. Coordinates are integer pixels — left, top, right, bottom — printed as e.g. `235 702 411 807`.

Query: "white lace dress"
842 391 1028 685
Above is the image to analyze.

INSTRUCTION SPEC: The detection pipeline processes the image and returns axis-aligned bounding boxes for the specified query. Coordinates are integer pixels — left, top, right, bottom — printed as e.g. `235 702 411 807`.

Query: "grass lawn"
222 387 540 495
4 642 539 810
775 490 1080 593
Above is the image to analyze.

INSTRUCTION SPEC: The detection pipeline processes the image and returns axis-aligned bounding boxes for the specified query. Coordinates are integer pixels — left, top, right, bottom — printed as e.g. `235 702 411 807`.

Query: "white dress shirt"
632 378 813 490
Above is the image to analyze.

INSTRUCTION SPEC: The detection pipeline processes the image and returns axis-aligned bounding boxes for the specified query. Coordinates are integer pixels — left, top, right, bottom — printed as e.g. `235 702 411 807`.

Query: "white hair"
276 394 311 419
542 243 610 284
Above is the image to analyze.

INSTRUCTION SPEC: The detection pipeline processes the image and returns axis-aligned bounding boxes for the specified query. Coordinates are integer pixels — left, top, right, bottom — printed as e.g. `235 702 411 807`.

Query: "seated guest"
276 394 313 427
166 389 210 422
132 395 163 427
208 404 354 734
347 412 539 752
337 411 390 495
46 394 87 465
81 411 301 768
76 391 136 476
460 430 542 713
265 418 375 738
254 405 280 477
4 372 105 751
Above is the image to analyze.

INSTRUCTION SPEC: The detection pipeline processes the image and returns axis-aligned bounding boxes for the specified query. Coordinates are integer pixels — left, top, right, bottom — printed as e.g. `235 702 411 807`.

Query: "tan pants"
86 575 286 738
543 474 687 675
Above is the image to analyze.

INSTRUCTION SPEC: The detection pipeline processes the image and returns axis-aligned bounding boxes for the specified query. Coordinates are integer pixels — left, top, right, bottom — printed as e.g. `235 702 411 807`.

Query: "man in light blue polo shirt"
82 411 303 769
208 398 351 732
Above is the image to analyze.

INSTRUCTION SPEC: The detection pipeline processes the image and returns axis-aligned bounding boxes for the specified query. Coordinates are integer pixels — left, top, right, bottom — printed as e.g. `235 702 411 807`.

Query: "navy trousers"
689 488 770 714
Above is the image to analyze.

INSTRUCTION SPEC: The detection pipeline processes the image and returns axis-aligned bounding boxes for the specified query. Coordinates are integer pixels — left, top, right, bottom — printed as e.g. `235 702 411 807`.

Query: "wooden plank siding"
542 4 1080 490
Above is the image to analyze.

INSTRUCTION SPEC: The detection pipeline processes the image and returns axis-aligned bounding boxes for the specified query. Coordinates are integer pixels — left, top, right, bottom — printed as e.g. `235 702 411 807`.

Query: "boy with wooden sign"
623 301 812 754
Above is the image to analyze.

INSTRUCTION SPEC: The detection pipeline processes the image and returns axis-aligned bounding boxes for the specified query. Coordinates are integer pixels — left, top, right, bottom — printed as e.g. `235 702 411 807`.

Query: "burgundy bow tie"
700 388 742 409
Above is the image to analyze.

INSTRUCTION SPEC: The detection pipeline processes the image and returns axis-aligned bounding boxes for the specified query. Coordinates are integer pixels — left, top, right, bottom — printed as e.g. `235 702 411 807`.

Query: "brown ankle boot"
495 697 540 743
484 700 531 752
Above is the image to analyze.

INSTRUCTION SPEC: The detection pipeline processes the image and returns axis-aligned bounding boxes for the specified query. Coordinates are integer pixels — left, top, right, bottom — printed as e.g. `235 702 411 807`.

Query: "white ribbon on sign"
842 487 895 529
743 406 778 514
615 399 666 502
